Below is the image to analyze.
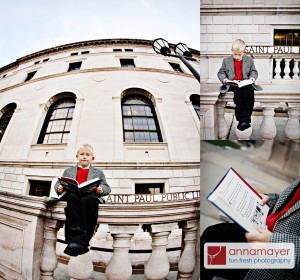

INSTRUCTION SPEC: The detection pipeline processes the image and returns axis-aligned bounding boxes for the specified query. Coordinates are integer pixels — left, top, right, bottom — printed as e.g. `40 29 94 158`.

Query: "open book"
225 79 253 88
58 177 101 194
206 168 269 233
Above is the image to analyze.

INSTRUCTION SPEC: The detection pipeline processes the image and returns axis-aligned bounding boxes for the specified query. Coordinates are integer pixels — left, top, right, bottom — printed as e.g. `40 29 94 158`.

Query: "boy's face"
76 148 94 168
232 49 244 61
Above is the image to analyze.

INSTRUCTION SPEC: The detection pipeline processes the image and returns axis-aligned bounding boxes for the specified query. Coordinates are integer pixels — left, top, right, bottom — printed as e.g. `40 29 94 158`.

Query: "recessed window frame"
274 29 300 46
190 94 200 119
121 94 163 143
120 58 136 68
38 97 76 144
24 71 37 82
68 61 82 72
28 179 51 197
169 62 183 73
0 103 17 143
135 183 164 194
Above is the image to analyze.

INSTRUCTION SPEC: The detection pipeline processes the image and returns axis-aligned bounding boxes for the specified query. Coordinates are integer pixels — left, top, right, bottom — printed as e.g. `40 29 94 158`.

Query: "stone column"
274 58 281 79
285 104 300 140
259 104 278 140
236 126 252 140
105 225 139 280
144 223 177 280
284 59 291 80
293 59 299 79
216 100 228 139
178 220 198 280
40 219 64 280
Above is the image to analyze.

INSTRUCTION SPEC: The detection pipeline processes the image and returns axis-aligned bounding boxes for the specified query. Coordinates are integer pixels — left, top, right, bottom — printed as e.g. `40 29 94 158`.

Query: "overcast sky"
0 0 199 68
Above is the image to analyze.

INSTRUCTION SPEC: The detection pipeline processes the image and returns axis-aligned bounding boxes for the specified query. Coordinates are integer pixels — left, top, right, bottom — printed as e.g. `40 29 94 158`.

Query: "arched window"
122 95 162 142
0 103 16 142
38 98 76 144
190 94 200 119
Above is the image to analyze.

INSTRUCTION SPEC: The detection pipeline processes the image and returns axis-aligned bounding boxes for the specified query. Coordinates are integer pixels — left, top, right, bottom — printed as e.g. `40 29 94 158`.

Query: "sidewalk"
200 141 291 235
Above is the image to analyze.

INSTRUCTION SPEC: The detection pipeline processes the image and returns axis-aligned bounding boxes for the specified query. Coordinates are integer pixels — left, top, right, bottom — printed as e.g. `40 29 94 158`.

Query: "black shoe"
64 242 89 256
237 122 251 131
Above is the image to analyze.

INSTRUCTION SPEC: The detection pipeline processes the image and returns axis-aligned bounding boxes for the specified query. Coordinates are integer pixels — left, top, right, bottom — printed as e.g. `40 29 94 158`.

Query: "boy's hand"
57 185 64 194
245 225 272 243
223 78 228 83
96 186 103 195
250 77 256 83
260 194 270 206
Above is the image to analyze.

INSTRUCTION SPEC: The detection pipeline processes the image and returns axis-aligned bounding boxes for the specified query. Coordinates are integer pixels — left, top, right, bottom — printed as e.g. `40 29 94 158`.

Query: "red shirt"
266 186 300 232
234 59 243 80
77 167 89 184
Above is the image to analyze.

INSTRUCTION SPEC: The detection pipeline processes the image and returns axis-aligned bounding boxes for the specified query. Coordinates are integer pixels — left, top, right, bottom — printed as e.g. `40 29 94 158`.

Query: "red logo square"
207 246 226 265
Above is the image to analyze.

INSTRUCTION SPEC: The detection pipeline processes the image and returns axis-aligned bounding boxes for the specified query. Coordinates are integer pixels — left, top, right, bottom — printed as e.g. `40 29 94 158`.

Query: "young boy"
55 144 111 256
218 39 262 131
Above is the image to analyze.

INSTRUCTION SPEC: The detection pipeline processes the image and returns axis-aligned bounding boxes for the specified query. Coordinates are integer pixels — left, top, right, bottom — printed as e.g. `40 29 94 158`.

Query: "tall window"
122 95 162 142
190 94 200 119
0 103 16 142
38 98 76 144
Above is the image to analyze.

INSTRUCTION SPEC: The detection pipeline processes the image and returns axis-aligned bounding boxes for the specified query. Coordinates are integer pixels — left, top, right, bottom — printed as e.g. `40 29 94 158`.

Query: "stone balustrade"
0 190 200 280
200 88 300 140
273 54 300 80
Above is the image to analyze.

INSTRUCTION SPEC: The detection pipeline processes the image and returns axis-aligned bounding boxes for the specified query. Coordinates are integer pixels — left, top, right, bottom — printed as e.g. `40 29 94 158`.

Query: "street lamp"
152 38 200 82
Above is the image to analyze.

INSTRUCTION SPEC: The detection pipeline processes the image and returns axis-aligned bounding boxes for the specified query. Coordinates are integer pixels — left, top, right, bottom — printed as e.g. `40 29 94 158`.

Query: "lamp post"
152 38 200 82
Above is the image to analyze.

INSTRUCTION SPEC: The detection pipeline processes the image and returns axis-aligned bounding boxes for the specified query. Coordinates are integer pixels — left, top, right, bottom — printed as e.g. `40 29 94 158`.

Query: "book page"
212 169 269 228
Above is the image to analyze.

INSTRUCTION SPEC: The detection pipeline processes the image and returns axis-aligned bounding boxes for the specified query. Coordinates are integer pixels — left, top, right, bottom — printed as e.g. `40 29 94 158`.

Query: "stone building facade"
0 38 200 200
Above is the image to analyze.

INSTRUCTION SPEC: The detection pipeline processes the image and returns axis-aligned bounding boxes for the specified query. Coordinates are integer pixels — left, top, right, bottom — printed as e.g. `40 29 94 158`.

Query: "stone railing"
201 88 300 140
0 190 200 280
272 54 300 80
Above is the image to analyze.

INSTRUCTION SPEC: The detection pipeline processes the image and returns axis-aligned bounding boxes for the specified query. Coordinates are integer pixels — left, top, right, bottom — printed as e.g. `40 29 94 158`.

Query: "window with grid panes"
274 30 300 46
122 95 162 143
190 94 200 119
38 98 75 144
29 180 51 197
0 103 16 142
135 183 164 194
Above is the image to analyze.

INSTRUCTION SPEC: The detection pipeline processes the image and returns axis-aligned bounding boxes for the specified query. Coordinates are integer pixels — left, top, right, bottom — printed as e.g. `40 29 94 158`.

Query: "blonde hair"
232 39 246 52
77 143 94 155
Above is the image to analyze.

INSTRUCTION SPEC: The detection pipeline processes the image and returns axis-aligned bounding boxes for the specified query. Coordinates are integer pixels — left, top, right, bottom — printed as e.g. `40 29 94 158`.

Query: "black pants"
230 85 254 123
200 223 249 280
64 192 100 246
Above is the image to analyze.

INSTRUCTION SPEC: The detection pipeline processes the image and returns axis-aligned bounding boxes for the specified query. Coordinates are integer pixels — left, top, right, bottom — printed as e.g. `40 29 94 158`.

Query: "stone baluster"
259 104 278 140
284 59 291 80
293 59 300 79
178 220 198 280
274 58 282 79
105 225 139 280
144 223 177 280
216 100 228 139
285 104 300 140
40 219 64 280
